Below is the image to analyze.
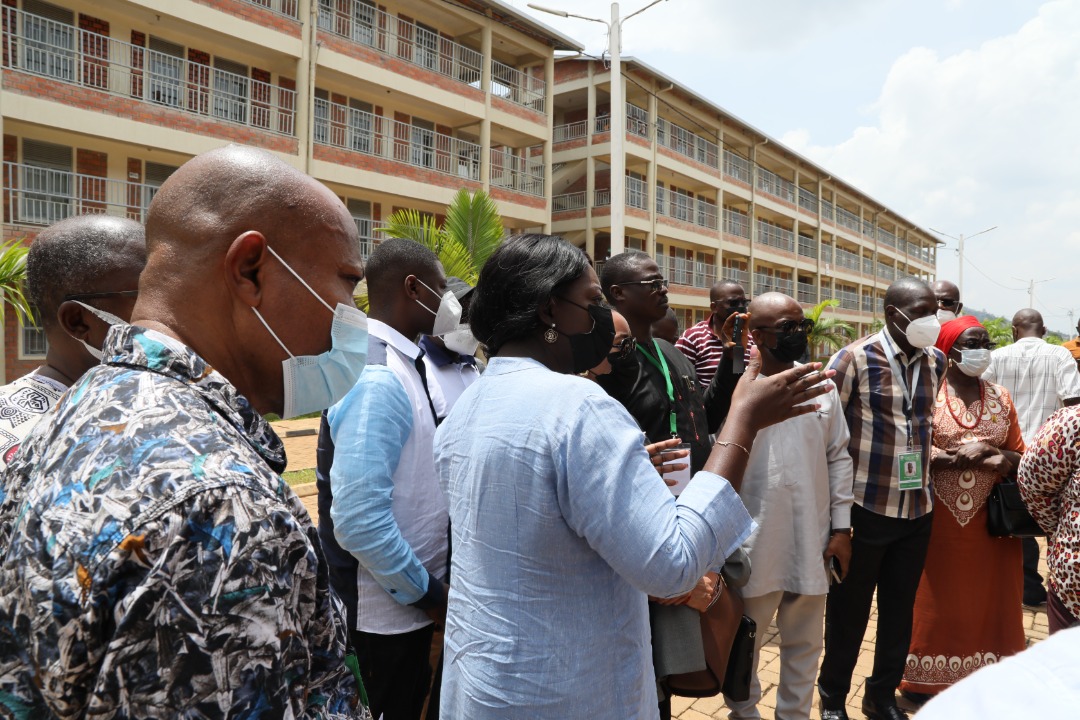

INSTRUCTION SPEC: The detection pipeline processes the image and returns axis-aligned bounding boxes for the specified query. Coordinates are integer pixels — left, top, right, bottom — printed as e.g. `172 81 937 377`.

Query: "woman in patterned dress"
899 315 1026 705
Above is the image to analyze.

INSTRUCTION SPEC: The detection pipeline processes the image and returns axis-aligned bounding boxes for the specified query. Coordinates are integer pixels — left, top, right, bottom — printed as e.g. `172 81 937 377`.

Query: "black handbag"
987 479 1045 538
720 613 757 701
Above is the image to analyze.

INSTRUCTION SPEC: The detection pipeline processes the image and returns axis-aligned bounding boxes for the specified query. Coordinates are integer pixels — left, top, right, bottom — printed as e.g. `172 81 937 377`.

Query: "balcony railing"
353 216 377 259
490 147 544 197
318 0 483 89
656 186 716 230
594 188 611 206
754 273 793 296
797 281 817 304
553 191 586 212
491 59 545 112
2 7 297 136
657 255 716 290
591 103 650 138
625 175 648 210
723 150 752 184
756 166 796 204
835 289 860 311
833 247 861 272
822 245 832 265
553 120 588 143
821 200 835 222
723 206 750 238
878 227 897 249
862 294 874 312
243 0 299 18
862 257 873 275
722 266 749 286
314 98 480 180
877 263 896 281
835 205 862 234
656 118 718 168
798 187 818 214
3 161 158 225
756 218 795 253
797 235 817 259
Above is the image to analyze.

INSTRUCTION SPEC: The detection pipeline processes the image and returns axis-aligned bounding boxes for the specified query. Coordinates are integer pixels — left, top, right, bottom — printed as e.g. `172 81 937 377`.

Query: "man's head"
652 307 680 345
365 239 446 339
589 310 633 377
600 251 669 326
747 292 808 373
139 145 364 417
884 277 939 353
709 280 748 328
27 215 146 381
1011 308 1045 341
931 279 963 320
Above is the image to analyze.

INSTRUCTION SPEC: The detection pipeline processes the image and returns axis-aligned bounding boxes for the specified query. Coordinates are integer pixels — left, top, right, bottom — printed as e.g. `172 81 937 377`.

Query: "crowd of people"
0 146 1076 720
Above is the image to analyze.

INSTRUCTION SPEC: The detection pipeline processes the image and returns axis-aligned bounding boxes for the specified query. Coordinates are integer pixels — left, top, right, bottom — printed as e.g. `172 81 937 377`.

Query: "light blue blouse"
434 356 754 719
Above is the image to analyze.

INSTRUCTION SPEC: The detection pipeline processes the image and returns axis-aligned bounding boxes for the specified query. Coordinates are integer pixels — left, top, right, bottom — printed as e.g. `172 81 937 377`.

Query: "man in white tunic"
724 293 854 720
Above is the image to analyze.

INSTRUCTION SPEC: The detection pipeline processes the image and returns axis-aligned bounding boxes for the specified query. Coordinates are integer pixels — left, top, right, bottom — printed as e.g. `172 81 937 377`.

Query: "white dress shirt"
984 337 1080 444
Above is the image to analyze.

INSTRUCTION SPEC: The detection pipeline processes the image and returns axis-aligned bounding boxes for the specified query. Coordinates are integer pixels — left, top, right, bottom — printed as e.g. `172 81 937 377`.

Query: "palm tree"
0 238 34 325
806 299 856 359
981 317 1013 348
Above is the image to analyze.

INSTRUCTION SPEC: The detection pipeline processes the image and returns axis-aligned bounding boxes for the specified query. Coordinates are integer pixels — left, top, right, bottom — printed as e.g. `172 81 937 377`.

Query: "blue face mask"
252 246 369 419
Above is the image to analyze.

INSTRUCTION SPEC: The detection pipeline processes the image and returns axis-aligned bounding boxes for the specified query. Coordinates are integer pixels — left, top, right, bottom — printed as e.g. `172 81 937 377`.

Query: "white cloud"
782 0 1080 328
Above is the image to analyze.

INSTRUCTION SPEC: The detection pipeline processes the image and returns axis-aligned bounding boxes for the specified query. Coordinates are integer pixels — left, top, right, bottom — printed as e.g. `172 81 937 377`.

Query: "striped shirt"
676 317 754 386
828 328 945 519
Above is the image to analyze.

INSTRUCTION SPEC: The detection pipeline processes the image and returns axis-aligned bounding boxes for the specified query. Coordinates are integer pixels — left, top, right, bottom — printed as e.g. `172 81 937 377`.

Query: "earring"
544 325 559 343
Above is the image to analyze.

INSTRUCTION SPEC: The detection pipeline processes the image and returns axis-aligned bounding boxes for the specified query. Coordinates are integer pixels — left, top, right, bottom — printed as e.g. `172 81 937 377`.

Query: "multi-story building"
0 0 580 381
549 57 940 336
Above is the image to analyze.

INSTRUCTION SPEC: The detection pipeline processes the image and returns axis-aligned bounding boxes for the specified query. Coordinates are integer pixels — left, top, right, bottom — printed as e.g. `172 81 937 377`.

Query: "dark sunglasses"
754 319 815 335
63 289 139 302
614 278 669 293
610 335 636 361
718 300 748 311
938 298 959 308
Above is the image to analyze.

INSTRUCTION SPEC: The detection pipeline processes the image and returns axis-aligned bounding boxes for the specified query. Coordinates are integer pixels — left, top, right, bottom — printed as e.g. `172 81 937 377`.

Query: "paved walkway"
274 420 1051 719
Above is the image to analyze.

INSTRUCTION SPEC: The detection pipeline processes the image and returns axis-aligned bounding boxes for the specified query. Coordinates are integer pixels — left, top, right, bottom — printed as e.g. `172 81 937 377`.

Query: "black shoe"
898 689 933 711
1023 586 1048 608
821 709 850 720
861 696 909 720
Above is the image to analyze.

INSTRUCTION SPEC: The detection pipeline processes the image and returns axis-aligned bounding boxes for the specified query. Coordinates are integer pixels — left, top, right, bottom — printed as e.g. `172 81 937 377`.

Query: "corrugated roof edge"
469 0 585 52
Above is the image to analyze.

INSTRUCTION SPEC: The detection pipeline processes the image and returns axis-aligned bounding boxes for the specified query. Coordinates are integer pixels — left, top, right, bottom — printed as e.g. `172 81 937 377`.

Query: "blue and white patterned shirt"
0 325 368 719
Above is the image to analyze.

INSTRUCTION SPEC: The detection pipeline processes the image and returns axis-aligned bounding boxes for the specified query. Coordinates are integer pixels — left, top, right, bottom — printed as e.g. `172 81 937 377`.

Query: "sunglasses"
938 298 960 308
63 290 139 302
614 278 669 293
610 335 636 361
754 319 815 334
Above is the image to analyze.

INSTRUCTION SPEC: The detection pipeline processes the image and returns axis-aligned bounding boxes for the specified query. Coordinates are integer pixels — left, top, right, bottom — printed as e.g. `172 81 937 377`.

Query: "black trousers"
351 625 436 720
1022 536 1046 603
818 504 933 708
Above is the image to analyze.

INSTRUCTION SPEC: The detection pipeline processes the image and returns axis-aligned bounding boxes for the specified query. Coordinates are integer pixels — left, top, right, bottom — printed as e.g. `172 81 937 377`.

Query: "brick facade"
190 0 302 36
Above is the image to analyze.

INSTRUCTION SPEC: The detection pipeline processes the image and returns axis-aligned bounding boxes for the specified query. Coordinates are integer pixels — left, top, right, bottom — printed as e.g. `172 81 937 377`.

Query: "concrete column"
585 154 596 257
542 53 554 233
645 89 658 258
480 21 492 189
296 0 316 172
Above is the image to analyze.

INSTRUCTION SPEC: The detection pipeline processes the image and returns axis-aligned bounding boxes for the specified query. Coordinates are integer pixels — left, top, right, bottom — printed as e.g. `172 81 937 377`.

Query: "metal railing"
314 98 480 180
553 120 587 142
318 0 483 89
756 166 796 204
862 294 874 312
3 161 160 225
553 191 586 212
489 147 544 197
655 186 716 229
835 289 860 311
353 216 377 259
594 188 611 206
242 0 300 18
822 245 833 265
862 257 874 275
491 59 545 112
756 218 795 252
723 150 752 184
821 200 835 221
754 273 793 296
798 187 818 214
833 247 861 272
626 102 650 139
835 205 862 234
657 255 715 290
797 235 817 259
862 219 876 239
655 118 718 168
878 227 897 249
797 281 817 304
625 175 648 210
723 206 750 238
722 266 749 286
2 7 296 135
877 263 896 281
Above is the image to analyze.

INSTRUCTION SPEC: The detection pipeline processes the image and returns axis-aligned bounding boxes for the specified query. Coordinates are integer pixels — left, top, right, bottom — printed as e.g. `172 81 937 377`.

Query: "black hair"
27 215 146 329
364 238 441 308
470 234 589 355
599 250 651 301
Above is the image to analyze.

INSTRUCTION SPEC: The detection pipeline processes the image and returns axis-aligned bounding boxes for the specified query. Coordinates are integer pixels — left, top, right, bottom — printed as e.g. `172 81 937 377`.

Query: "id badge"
897 448 924 491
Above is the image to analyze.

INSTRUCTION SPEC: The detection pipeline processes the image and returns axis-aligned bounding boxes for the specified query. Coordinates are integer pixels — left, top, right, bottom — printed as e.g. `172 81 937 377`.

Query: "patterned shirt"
0 372 65 470
983 337 1080 444
828 328 945 519
676 316 753 386
0 325 368 719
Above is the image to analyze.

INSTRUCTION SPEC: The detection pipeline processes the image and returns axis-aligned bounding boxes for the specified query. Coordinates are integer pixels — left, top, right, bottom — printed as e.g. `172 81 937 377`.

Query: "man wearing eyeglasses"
0 215 145 471
676 279 753 386
931 280 963 323
724 292 853 720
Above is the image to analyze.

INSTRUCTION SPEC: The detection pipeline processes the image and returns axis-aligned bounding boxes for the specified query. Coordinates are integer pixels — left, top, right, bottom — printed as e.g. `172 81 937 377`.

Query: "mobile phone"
827 556 843 585
732 314 746 374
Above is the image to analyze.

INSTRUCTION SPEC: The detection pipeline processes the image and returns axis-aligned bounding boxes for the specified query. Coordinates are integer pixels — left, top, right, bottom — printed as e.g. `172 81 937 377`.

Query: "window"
147 37 184 108
313 88 330 145
415 22 439 71
212 57 249 124
348 99 374 155
20 0 75 81
20 316 47 358
20 139 72 225
410 119 435 169
317 0 335 32
352 0 376 46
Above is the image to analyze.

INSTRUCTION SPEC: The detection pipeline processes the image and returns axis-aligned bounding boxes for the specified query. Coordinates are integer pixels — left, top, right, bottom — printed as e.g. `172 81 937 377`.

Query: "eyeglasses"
716 299 748 311
937 298 960 308
610 335 636 361
956 340 994 350
753 319 815 334
63 290 139 302
614 278 669 294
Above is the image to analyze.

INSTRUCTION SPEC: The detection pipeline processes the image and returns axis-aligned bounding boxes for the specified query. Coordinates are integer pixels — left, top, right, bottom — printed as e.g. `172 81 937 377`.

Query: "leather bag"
987 479 1045 538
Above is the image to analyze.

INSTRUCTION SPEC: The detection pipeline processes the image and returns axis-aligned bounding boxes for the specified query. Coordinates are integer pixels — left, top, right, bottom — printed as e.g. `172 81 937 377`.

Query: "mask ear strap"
251 306 296 358
71 300 126 327
265 245 335 314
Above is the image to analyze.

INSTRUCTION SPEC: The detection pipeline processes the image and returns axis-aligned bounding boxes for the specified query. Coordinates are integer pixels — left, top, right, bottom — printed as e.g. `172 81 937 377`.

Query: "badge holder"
897 445 924 491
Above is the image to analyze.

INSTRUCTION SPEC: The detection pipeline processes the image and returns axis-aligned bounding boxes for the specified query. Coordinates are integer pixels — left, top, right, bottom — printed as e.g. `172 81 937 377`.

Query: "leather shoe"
821 709 850 720
861 696 909 720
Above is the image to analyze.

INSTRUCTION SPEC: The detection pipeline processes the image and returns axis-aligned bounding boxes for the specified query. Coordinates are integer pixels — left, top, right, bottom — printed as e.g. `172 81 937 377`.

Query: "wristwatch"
830 527 852 537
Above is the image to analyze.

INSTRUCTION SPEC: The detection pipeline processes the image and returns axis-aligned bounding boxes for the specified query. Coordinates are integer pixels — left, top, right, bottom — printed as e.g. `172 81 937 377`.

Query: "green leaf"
806 298 856 357
0 238 33 326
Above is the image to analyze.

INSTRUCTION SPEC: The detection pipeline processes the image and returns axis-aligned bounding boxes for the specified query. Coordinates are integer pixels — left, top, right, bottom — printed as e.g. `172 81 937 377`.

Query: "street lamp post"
929 225 996 300
528 1 667 257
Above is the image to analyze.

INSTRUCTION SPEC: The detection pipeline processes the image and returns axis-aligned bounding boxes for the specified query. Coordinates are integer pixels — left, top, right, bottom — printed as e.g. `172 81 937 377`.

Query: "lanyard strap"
637 340 678 437
884 346 921 447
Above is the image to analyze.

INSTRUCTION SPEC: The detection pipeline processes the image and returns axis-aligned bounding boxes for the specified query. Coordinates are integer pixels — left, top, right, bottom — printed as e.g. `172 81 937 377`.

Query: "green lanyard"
636 339 678 437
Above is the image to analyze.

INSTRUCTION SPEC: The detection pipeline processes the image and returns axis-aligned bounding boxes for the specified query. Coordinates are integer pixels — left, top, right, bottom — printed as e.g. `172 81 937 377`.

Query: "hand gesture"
954 441 996 470
726 348 836 433
720 311 751 348
646 437 689 484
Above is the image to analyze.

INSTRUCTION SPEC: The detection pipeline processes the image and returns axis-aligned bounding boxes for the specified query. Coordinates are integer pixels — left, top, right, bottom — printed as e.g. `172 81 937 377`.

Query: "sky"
508 0 1080 334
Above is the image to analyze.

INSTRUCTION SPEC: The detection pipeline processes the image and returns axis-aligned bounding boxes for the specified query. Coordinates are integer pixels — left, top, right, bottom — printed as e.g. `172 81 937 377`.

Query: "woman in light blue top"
433 234 835 719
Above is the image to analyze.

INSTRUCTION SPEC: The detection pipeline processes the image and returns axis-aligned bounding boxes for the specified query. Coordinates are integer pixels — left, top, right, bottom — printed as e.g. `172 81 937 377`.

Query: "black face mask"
765 331 809 364
555 300 616 374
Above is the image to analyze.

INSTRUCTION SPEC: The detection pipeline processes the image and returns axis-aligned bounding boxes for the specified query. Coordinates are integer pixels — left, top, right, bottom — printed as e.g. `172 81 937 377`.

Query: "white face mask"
252 246 369 419
937 309 958 323
71 301 127 362
896 309 941 349
441 323 480 356
416 278 462 337
954 348 991 377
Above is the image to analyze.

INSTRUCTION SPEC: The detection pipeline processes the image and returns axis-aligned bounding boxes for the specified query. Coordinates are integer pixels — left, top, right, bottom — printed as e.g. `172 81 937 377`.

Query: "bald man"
931 280 963 323
0 147 371 718
724 293 853 720
0 215 145 471
984 308 1080 610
